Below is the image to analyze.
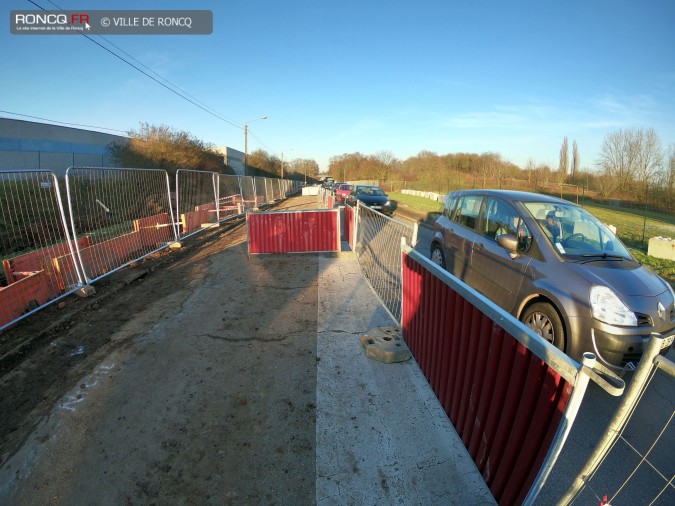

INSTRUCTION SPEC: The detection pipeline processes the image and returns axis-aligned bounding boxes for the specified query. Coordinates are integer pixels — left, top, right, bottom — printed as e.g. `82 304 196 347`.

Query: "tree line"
108 123 674 212
325 128 674 212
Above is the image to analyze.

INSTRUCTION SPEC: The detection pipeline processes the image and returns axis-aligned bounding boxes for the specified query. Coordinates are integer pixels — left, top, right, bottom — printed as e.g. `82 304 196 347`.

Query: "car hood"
567 261 668 297
357 195 388 205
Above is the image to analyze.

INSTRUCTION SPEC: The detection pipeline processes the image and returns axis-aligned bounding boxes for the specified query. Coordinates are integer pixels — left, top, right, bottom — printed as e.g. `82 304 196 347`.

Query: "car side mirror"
497 233 519 255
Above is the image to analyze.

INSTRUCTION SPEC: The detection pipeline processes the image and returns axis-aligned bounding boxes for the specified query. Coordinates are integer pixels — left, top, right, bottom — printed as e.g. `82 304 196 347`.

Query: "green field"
390 192 675 287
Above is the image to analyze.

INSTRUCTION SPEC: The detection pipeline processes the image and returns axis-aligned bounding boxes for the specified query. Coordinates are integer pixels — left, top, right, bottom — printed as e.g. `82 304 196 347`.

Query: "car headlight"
385 200 391 206
590 285 637 326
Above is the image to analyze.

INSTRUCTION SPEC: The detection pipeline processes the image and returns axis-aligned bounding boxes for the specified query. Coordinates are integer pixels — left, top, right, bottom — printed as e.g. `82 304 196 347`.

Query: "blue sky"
3 0 674 172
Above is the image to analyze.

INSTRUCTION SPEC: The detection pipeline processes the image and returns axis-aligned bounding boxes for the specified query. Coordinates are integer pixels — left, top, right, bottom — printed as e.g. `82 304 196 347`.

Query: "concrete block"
648 236 675 261
360 326 411 363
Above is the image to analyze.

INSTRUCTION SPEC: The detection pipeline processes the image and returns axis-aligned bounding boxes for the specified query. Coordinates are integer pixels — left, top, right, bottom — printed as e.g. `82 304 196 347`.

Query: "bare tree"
634 128 664 196
572 140 580 180
591 172 620 199
373 150 397 182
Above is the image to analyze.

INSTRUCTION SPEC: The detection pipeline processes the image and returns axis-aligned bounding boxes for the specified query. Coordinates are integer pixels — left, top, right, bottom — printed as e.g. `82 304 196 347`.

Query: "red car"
335 183 353 202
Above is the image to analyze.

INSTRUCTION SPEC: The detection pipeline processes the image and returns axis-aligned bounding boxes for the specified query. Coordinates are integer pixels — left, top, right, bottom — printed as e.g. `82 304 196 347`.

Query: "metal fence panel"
353 203 415 322
176 169 218 238
254 177 267 207
239 176 256 211
247 209 340 254
66 167 175 283
401 246 590 505
0 170 84 329
560 334 675 505
217 174 244 220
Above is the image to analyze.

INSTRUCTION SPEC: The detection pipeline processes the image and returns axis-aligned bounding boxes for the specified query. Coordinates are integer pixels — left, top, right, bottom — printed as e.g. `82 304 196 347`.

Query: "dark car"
429 189 675 369
346 185 395 215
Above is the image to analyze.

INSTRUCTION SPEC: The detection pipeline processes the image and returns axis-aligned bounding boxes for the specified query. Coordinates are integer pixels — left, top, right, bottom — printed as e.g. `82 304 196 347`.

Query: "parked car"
429 189 675 369
335 183 353 202
346 185 395 215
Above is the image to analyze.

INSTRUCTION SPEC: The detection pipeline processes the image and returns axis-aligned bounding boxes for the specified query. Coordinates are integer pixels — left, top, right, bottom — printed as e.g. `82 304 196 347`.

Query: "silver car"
429 189 675 369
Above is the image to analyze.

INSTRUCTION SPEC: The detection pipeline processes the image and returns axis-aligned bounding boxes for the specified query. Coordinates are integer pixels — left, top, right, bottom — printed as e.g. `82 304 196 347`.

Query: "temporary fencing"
247 209 340 254
0 170 84 329
1 167 295 330
560 333 675 505
352 201 417 322
400 244 624 505
239 176 257 210
66 167 176 284
176 169 219 238
218 174 244 219
254 177 268 207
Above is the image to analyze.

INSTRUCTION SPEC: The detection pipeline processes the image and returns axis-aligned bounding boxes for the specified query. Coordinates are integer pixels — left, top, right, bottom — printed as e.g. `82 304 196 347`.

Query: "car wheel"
522 302 566 352
430 245 446 269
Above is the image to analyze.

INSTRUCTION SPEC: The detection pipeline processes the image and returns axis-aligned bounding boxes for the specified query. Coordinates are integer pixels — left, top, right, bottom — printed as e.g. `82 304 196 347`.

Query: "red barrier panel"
343 205 354 247
401 250 574 505
0 271 50 328
247 210 339 254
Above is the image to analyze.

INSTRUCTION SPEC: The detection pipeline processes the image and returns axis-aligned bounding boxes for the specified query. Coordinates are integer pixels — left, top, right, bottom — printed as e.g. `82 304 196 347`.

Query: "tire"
521 302 566 352
430 245 446 269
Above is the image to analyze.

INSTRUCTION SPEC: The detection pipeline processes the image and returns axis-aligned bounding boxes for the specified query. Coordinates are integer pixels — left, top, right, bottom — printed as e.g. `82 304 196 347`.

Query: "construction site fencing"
217 174 245 220
1 167 295 330
401 244 625 505
560 333 675 505
239 176 257 210
254 177 269 207
0 170 85 330
176 169 219 238
352 201 417 322
66 167 176 284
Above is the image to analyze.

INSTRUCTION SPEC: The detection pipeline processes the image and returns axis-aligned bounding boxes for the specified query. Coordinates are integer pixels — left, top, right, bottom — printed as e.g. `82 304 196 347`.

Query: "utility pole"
243 116 267 177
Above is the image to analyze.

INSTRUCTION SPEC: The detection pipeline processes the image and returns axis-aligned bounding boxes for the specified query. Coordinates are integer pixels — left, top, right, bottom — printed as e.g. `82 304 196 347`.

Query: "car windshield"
357 187 385 196
523 201 632 260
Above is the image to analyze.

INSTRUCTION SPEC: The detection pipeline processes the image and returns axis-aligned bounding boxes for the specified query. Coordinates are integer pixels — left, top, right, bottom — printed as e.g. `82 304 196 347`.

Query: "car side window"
482 198 519 240
452 195 482 230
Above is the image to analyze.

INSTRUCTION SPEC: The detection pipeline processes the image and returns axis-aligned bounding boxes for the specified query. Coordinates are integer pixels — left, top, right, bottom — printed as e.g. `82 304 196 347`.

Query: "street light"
280 148 293 179
243 116 267 176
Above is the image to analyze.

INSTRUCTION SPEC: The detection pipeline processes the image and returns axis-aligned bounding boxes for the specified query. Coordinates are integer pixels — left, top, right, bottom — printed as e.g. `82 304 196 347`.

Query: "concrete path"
0 229 495 504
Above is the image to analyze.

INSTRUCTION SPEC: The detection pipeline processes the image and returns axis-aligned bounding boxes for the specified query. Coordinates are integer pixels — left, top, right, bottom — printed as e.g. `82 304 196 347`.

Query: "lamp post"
280 148 293 179
243 116 267 176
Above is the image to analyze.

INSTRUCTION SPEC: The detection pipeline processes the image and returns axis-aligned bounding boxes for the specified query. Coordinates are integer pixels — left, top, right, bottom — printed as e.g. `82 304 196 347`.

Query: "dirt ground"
0 197 324 504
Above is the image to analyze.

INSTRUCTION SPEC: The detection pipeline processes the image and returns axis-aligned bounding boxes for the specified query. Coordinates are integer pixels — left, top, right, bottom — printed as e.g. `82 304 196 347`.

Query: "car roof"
447 189 574 206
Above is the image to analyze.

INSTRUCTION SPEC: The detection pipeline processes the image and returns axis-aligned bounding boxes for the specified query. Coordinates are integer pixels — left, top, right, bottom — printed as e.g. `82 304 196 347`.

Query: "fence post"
558 333 668 505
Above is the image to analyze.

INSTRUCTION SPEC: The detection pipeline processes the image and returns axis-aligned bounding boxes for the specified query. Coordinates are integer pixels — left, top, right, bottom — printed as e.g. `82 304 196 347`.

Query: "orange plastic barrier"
0 271 50 328
134 212 173 247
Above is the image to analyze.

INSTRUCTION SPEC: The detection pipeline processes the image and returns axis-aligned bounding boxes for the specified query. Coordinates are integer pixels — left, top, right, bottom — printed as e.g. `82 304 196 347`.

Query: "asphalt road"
395 208 674 505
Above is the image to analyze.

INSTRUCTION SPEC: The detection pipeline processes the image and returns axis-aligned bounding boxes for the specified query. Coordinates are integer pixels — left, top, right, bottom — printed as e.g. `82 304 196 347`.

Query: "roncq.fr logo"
14 13 90 27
